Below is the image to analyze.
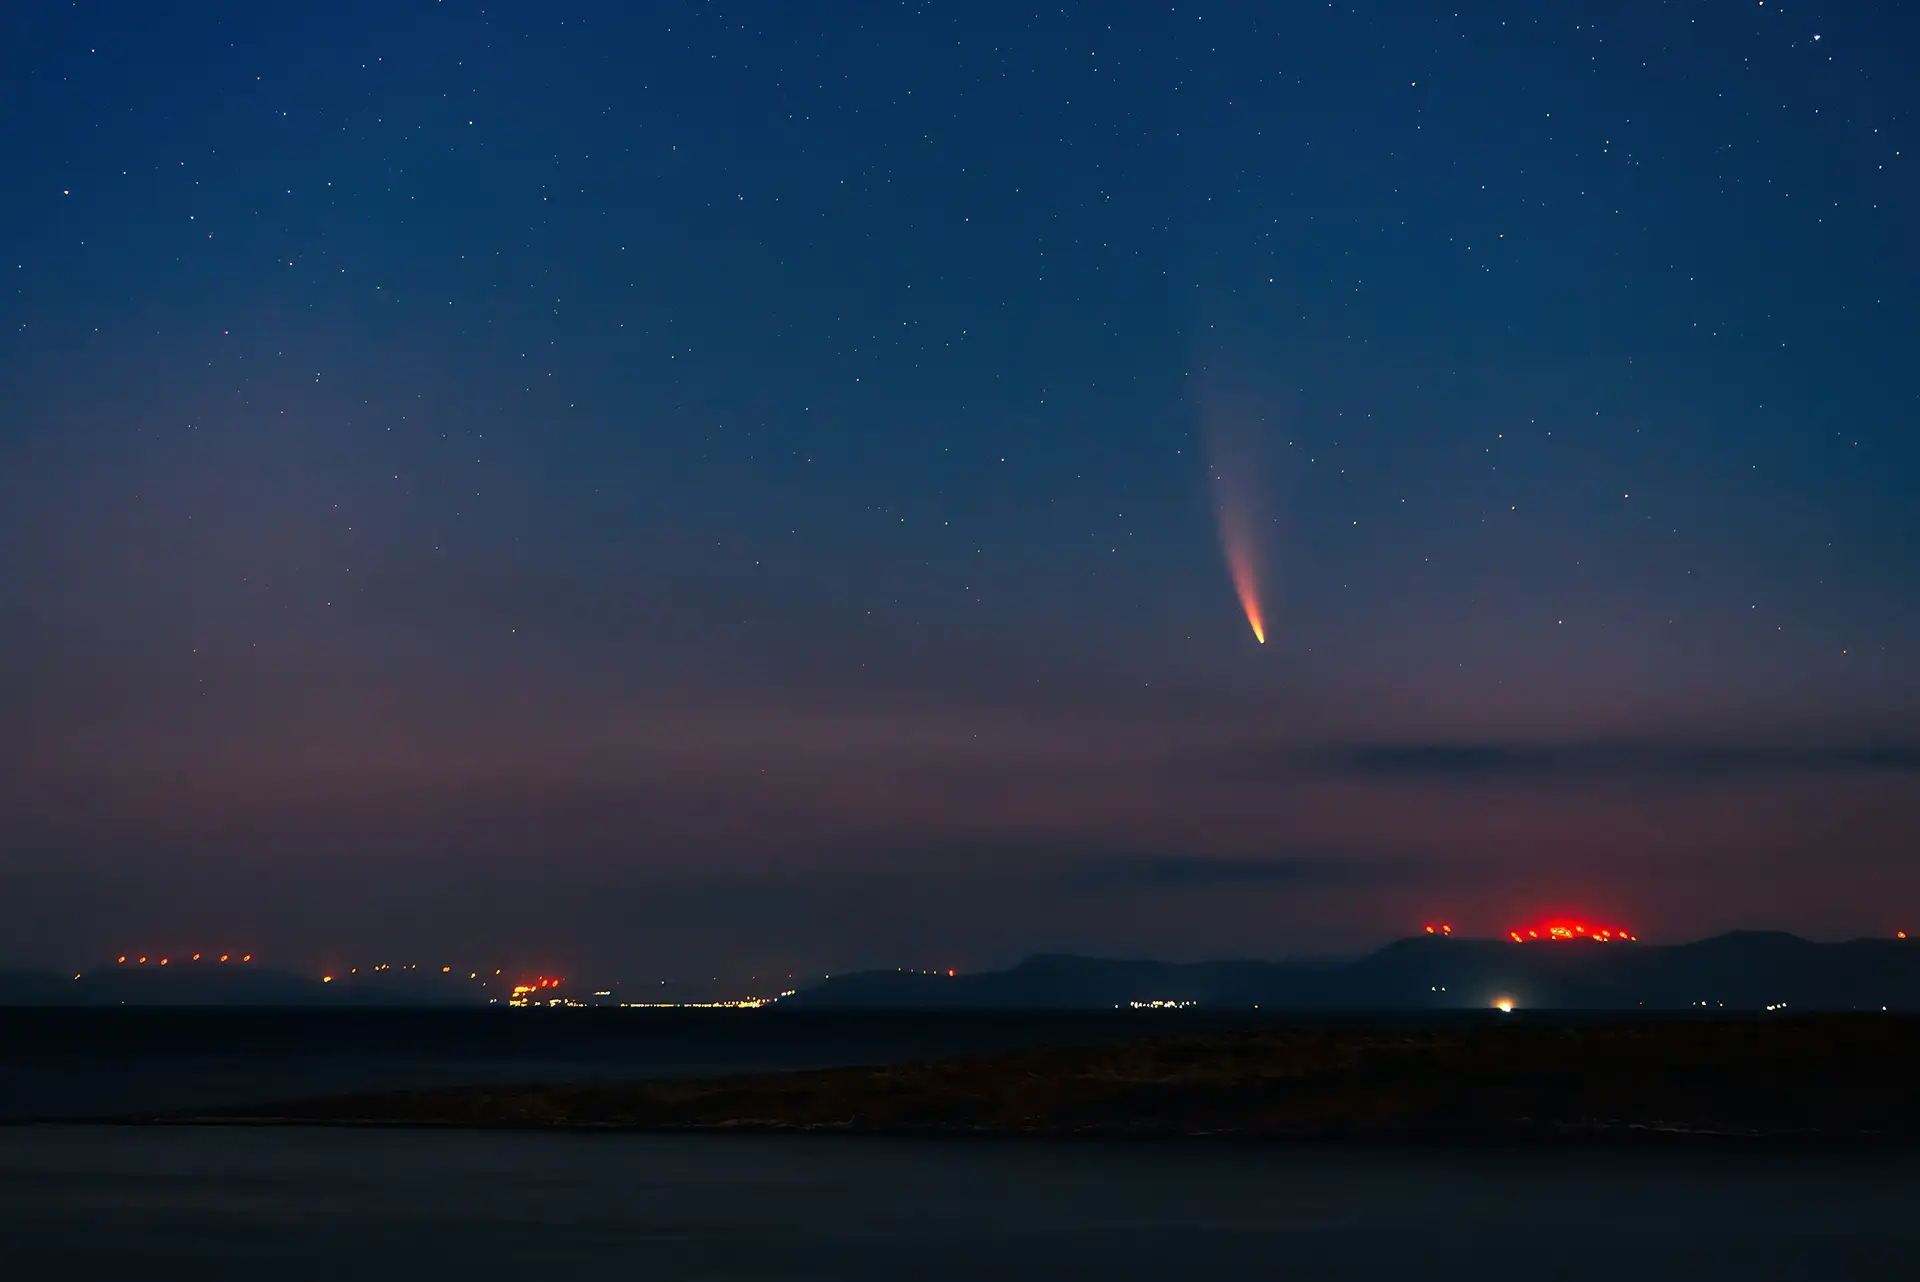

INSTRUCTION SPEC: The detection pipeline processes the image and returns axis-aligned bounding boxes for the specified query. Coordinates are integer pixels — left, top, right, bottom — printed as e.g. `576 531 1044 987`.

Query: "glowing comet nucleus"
1221 515 1265 643
1206 446 1269 643
1198 391 1276 645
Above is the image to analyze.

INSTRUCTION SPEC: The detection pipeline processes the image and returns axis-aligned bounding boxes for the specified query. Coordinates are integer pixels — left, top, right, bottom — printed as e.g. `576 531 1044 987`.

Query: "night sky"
3 1 1915 979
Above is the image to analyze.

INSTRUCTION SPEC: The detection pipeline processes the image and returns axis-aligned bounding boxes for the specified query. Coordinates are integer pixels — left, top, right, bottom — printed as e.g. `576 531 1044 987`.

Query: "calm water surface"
2 1126 1915 1280
4 1012 1915 1278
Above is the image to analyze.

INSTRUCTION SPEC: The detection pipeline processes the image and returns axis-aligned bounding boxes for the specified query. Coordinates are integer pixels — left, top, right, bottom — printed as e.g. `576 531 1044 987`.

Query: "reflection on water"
3 1127 1916 1280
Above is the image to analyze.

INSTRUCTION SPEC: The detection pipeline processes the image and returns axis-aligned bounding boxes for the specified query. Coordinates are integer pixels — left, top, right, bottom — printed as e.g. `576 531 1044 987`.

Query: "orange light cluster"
116 952 251 964
1508 921 1635 943
510 976 565 996
1423 923 1453 936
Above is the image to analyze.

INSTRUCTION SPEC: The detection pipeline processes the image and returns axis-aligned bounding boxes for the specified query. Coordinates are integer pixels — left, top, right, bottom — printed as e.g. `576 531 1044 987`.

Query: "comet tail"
1220 509 1266 643
1199 393 1272 645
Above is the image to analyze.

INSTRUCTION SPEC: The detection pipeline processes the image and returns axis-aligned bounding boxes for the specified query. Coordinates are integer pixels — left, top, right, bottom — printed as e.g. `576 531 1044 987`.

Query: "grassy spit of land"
164 1017 1920 1139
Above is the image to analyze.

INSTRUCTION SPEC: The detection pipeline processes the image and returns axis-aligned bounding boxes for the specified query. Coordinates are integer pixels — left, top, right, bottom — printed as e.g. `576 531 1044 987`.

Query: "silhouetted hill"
9 932 1917 1010
0 971 75 1005
0 963 490 1007
787 933 1920 1012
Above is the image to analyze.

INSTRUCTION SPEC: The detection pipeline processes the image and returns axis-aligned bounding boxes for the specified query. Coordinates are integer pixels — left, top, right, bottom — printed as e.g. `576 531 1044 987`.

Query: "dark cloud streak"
1175 740 1920 786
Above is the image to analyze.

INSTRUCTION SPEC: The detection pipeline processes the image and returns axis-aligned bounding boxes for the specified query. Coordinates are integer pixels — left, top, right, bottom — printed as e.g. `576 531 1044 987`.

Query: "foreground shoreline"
128 1117 1919 1145
122 1016 1920 1141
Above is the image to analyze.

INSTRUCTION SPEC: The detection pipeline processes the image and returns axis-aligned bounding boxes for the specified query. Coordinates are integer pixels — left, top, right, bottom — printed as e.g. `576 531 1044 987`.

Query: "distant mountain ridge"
5 932 1917 1010
784 932 1920 1012
0 964 488 1007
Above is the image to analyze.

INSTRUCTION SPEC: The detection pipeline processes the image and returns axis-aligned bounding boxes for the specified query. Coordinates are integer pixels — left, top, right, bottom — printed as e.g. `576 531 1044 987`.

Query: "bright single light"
1494 998 1515 1013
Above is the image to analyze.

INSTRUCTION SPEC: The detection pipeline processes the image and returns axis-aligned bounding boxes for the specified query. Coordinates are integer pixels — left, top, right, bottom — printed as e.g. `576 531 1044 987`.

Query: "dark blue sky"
2 1 1915 977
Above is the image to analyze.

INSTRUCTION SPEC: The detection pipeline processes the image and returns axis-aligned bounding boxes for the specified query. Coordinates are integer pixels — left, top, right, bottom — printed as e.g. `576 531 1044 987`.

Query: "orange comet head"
1227 536 1265 643
1212 479 1267 643
1199 396 1273 645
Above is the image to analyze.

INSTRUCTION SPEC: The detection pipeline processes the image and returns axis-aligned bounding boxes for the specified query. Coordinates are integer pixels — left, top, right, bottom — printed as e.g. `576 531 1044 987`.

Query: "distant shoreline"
125 1017 1920 1142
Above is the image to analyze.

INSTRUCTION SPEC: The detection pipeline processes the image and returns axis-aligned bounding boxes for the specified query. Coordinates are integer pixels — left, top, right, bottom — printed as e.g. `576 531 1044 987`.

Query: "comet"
1218 498 1266 643
1200 397 1271 644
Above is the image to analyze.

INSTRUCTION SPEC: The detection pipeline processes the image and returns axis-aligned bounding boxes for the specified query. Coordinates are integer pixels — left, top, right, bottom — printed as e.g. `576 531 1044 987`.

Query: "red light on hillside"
1509 919 1635 943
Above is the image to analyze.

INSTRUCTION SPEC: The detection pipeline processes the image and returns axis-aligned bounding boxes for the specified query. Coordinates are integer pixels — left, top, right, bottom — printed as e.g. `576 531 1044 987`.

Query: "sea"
3 1009 1915 1279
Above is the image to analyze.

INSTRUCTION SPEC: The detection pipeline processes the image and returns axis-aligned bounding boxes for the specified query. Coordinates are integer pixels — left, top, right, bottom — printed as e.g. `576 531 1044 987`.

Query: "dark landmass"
7 930 1918 1010
0 1007 1289 1123
791 931 1920 1012
169 1016 1920 1140
0 964 487 1007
